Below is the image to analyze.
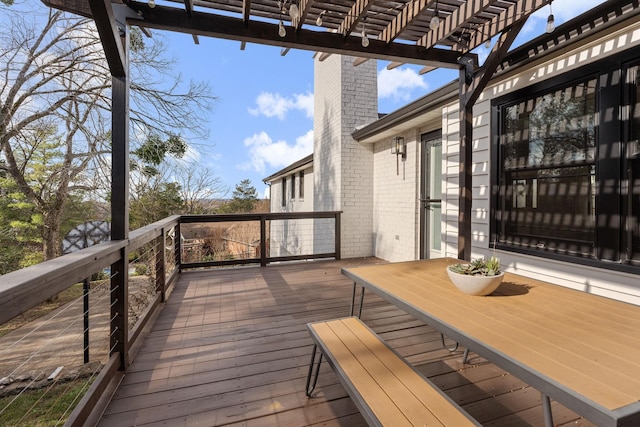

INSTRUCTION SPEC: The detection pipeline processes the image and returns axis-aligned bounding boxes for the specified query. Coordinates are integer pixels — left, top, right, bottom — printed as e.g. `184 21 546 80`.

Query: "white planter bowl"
446 267 504 296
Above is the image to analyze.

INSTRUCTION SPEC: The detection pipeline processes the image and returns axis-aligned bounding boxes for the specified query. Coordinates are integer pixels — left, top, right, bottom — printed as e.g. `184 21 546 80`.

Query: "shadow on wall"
314 99 338 257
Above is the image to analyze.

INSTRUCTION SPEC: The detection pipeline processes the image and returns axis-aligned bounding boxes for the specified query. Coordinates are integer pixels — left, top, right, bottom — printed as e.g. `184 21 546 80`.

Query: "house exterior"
267 4 640 304
264 154 326 257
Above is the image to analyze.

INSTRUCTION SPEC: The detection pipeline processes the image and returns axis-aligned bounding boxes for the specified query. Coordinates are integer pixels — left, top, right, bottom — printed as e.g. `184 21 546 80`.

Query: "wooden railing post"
335 212 341 260
260 214 267 266
174 222 181 272
156 229 166 302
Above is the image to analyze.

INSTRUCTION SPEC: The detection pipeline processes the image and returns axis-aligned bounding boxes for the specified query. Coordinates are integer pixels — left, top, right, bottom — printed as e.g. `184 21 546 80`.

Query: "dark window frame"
281 177 286 207
291 174 296 200
490 46 640 274
299 171 305 199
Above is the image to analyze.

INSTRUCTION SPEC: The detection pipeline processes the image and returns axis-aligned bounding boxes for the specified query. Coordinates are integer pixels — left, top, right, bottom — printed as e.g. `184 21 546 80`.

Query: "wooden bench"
305 317 480 427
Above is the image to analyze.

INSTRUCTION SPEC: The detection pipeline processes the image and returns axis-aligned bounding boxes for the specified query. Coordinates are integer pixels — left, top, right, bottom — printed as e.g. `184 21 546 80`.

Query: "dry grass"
0 284 84 339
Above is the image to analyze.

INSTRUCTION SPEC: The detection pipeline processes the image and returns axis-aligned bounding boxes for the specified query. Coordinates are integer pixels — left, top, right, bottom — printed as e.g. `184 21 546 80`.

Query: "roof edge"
263 153 313 183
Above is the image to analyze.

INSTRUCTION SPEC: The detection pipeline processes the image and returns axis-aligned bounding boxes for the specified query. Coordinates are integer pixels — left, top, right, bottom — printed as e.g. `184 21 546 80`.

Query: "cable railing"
0 211 340 426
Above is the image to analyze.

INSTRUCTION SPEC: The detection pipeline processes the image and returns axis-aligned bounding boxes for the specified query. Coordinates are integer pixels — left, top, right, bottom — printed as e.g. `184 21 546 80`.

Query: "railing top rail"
180 211 342 223
0 240 126 325
0 215 181 326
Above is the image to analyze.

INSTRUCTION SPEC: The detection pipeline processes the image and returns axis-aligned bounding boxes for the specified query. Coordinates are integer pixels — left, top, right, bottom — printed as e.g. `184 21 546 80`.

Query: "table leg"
350 282 357 316
358 287 365 318
349 282 366 318
541 393 554 427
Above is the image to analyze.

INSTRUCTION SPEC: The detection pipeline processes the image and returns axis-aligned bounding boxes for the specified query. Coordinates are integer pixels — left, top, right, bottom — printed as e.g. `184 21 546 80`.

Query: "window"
496 79 597 256
626 64 640 261
291 174 296 199
492 50 640 271
281 177 286 207
299 171 304 199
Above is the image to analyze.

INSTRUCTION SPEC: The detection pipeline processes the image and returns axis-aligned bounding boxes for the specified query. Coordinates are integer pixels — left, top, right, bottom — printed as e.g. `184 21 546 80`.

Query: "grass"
0 378 92 426
0 283 84 339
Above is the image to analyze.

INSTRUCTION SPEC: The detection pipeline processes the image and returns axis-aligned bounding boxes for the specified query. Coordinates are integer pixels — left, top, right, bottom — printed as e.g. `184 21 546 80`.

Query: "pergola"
42 0 553 259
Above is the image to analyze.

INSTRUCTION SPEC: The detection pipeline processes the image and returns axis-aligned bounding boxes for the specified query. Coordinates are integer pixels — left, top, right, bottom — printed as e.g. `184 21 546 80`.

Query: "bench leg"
305 344 324 397
440 333 459 352
541 393 554 427
349 282 366 318
441 334 471 364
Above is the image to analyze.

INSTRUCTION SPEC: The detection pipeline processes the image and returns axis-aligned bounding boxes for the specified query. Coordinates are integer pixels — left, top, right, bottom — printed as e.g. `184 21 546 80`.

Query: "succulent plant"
449 256 501 276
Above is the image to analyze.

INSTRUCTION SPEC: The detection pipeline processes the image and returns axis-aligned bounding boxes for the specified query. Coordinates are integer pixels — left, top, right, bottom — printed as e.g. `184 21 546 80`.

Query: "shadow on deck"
98 258 595 427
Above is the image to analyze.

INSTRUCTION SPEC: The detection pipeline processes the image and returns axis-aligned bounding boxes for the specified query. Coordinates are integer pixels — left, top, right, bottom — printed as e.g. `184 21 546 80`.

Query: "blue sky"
162 0 605 198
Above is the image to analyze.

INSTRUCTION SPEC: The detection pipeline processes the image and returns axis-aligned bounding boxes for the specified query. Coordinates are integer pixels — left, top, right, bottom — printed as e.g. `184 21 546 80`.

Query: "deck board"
98 258 595 426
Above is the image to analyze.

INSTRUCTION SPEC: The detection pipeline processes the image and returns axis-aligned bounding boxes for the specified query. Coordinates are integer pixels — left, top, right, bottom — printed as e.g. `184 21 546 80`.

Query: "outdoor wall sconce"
391 136 406 175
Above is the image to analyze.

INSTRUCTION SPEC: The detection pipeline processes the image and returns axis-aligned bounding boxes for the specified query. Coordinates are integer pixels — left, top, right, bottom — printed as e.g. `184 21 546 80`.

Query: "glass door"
420 132 442 259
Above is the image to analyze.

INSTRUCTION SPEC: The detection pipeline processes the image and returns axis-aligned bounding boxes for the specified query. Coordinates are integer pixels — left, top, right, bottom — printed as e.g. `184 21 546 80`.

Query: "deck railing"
0 211 340 426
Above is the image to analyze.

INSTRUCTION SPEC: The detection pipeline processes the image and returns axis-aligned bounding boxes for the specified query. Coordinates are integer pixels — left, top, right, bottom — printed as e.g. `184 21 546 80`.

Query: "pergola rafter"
379 0 430 44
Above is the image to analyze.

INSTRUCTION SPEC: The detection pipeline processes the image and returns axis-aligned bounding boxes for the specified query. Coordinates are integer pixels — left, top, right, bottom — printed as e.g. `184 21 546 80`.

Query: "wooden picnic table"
341 258 640 427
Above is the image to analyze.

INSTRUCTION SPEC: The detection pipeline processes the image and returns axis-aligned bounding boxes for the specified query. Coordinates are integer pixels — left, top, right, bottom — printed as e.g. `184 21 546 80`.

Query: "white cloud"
248 91 314 120
294 92 314 118
239 130 313 173
378 67 428 101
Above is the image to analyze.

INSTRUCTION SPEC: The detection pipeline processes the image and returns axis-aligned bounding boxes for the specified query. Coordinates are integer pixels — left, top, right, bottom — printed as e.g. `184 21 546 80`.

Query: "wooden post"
456 21 526 262
174 222 181 271
109 30 130 371
335 212 341 260
260 215 267 266
458 59 474 262
156 231 166 302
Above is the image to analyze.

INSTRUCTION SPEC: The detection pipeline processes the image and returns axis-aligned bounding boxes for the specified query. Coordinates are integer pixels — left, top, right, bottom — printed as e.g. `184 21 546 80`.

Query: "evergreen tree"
219 179 258 213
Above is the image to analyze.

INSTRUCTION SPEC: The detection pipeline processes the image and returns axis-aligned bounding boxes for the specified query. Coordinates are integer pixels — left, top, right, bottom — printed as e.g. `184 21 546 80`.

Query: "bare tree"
0 3 216 260
173 162 228 214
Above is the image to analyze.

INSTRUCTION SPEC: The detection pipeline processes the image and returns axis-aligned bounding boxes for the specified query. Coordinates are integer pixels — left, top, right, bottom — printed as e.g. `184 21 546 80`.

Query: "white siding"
269 166 316 257
439 20 640 302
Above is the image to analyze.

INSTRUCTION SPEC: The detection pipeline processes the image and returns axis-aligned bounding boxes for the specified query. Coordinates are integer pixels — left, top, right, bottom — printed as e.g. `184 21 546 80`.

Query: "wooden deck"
98 258 596 426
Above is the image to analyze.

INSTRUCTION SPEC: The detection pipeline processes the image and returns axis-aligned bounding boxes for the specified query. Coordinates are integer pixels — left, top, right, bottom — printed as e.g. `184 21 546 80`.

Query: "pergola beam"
337 0 374 37
418 0 497 50
131 4 469 68
242 0 251 27
88 0 127 77
184 0 194 19
450 0 549 52
42 0 92 18
296 0 313 30
353 57 369 66
380 0 430 43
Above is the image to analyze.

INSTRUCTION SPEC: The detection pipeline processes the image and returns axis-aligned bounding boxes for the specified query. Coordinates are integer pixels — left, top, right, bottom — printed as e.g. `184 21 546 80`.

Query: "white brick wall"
314 55 377 258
